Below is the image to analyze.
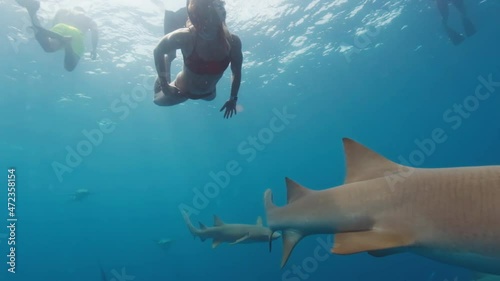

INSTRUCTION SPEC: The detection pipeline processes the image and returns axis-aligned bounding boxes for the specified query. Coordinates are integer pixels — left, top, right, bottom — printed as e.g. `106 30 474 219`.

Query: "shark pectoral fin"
281 230 304 268
212 240 222 249
332 230 414 255
230 233 251 245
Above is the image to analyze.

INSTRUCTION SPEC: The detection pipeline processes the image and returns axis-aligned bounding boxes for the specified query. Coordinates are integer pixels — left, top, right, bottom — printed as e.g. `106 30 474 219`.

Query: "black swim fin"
164 7 188 35
462 17 476 37
15 0 40 14
444 26 465 46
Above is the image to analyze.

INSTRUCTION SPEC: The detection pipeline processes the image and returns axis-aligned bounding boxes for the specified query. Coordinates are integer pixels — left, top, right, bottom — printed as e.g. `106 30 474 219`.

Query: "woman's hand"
220 98 237 119
159 79 179 95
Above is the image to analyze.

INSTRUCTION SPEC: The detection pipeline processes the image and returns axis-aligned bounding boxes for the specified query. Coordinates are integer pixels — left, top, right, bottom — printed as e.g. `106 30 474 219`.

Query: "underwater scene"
1 0 500 280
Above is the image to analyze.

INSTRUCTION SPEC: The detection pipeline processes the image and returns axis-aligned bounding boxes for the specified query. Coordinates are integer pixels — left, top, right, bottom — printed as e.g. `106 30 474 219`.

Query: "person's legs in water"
16 0 40 25
63 45 80 72
50 24 85 71
436 0 465 45
153 78 188 106
436 0 450 24
451 0 476 37
31 25 71 52
16 0 72 52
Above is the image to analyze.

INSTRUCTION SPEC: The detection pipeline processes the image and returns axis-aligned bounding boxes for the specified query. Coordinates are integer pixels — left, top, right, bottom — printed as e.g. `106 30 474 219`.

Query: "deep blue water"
1 0 500 280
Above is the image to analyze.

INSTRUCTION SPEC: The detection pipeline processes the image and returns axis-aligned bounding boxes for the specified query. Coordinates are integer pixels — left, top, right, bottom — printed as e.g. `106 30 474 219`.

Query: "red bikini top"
184 32 231 75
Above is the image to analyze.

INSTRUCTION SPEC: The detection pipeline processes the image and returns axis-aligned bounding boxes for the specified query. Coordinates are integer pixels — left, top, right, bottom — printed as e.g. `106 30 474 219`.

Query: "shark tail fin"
180 210 200 238
197 222 208 242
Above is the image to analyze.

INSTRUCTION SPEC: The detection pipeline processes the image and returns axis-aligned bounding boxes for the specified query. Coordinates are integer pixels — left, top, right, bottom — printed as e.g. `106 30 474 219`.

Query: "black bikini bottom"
154 78 214 100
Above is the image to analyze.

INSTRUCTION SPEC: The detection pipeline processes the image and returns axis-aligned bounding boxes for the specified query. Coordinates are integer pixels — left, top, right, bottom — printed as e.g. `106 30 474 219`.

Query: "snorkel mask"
187 0 226 28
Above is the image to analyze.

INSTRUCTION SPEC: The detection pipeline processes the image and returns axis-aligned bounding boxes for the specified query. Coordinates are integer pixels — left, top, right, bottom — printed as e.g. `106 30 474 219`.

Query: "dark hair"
186 0 231 44
186 0 226 29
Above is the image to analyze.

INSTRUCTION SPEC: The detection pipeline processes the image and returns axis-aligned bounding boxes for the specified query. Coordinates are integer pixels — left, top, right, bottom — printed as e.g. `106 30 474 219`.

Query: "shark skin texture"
264 138 500 275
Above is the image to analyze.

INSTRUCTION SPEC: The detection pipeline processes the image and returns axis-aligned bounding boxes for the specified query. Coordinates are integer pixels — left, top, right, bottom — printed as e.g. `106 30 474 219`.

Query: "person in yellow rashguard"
16 0 99 71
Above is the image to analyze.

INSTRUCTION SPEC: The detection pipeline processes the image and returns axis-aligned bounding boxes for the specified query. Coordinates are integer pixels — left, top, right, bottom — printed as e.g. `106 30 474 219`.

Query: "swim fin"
462 17 476 37
164 7 188 35
15 0 40 14
444 26 465 46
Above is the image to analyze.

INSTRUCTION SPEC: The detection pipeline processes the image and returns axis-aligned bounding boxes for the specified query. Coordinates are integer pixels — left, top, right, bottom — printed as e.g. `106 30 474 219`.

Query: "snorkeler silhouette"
15 0 99 71
435 0 476 45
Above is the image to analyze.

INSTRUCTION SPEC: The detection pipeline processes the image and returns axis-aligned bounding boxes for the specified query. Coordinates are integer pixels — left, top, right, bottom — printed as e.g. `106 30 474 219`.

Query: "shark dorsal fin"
198 222 207 229
213 215 224 226
343 138 403 184
286 177 313 204
256 216 263 226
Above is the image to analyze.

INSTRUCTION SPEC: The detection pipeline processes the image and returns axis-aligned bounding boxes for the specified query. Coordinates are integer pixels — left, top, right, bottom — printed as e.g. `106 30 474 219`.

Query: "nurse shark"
181 210 281 248
264 138 500 275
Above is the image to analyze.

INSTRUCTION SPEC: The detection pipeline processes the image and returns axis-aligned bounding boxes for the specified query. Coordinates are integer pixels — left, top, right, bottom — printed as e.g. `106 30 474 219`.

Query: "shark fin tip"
343 138 403 184
213 215 224 226
285 178 313 204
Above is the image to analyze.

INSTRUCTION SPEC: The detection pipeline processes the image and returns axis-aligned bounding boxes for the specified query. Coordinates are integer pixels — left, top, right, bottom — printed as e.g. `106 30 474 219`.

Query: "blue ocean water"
1 0 500 280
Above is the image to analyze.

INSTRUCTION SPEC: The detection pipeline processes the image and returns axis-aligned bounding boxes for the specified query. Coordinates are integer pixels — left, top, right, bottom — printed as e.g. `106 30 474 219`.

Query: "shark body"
70 188 90 201
181 211 281 248
264 138 500 274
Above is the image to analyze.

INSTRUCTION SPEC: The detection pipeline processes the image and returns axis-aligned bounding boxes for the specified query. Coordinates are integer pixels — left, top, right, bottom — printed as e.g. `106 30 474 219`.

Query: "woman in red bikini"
153 0 242 119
